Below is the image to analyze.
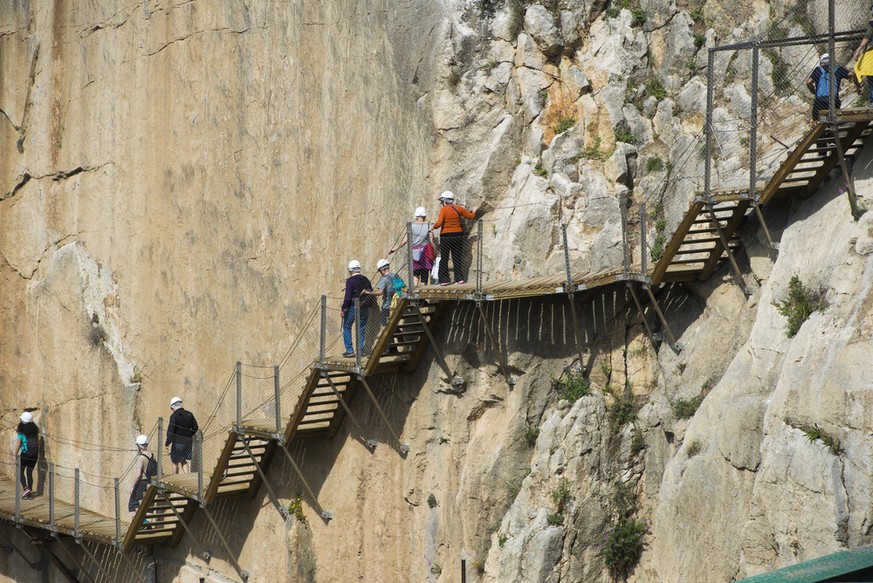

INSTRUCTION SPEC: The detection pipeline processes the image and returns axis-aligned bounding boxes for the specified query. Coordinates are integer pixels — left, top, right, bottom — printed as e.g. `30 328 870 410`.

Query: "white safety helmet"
439 190 455 202
135 434 149 447
170 396 183 409
820 53 830 64
348 260 361 272
376 259 390 270
20 412 32 423
414 206 427 218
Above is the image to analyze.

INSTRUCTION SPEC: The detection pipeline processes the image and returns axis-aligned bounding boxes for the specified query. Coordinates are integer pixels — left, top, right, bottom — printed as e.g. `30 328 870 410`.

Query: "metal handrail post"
48 462 55 532
320 295 327 366
749 44 759 202
74 468 81 540
562 224 585 369
354 297 362 370
476 220 483 295
114 478 121 548
157 416 164 481
236 361 242 430
639 202 648 276
620 191 630 278
196 431 203 502
274 365 281 437
704 48 714 199
827 0 835 124
14 456 21 523
406 222 416 296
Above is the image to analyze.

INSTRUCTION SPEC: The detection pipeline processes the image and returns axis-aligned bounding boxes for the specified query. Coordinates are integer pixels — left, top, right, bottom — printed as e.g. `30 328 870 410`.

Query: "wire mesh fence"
631 0 870 269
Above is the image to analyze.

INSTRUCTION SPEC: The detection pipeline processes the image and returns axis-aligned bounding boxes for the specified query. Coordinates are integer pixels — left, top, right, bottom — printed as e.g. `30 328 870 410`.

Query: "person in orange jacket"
431 191 478 285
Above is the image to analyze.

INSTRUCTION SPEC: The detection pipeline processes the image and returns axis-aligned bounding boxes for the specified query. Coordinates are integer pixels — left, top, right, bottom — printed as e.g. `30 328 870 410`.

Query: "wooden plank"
651 200 705 285
700 200 751 279
760 123 827 204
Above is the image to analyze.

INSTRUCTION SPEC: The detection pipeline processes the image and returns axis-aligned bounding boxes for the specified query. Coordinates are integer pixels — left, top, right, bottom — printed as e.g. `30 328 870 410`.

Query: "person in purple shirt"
341 260 373 357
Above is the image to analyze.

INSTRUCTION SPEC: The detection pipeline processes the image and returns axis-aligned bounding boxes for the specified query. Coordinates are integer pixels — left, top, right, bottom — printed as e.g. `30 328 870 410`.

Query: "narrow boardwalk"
4 108 872 576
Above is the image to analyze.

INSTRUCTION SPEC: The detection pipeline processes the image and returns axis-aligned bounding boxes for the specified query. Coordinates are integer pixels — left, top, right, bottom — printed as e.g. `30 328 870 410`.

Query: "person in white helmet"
16 411 39 499
128 434 157 512
806 53 855 122
341 259 373 357
165 397 199 474
431 191 478 285
363 258 406 327
389 206 437 286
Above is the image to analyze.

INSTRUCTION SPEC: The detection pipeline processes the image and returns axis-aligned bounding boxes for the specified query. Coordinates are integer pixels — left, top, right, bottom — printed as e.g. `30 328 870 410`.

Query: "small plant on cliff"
602 519 647 578
552 370 591 402
555 116 576 135
614 120 637 145
630 431 646 456
498 532 508 548
547 513 564 525
609 388 637 433
533 162 549 178
686 439 702 457
287 496 307 523
583 136 608 161
645 156 665 173
631 9 647 26
523 424 540 447
551 478 572 513
804 424 842 455
777 275 828 338
431 564 442 575
672 394 704 419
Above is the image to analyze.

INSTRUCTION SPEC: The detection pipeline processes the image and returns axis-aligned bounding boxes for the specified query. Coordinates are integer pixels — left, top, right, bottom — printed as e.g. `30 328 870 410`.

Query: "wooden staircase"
652 109 873 286
121 299 443 551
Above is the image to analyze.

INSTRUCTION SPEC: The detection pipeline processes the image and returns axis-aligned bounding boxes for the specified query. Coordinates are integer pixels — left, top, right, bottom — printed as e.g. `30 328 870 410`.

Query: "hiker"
431 191 478 285
364 259 406 326
852 6 873 103
165 397 199 474
128 435 156 512
16 412 38 500
388 206 437 286
806 53 855 122
341 259 373 358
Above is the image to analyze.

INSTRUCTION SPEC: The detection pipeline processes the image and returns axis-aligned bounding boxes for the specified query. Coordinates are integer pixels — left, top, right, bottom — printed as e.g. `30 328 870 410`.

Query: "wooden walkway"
3 107 872 574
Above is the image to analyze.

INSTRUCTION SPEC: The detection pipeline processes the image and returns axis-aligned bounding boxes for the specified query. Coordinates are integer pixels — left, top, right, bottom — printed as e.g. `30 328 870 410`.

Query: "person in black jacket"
16 412 39 499
341 259 373 358
165 397 199 474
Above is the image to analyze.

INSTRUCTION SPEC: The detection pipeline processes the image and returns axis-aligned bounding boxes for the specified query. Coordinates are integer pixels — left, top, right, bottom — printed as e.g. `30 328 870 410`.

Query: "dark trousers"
19 456 36 490
439 232 466 284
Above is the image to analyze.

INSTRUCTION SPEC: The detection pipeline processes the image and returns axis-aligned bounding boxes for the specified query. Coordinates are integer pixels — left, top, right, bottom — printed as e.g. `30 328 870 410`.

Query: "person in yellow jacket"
853 7 873 104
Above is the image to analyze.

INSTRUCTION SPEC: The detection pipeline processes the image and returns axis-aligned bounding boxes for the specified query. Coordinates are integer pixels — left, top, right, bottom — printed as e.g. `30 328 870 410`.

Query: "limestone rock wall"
3 0 873 582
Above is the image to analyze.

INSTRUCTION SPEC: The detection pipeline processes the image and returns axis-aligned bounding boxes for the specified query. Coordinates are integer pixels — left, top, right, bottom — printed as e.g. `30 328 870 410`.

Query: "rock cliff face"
3 0 873 582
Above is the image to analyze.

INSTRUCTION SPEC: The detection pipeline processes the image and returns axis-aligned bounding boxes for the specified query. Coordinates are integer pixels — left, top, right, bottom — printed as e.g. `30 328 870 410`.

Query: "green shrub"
614 120 636 144
686 439 702 457
649 232 666 262
603 519 647 578
630 432 646 456
553 370 591 402
672 394 704 419
551 478 572 513
555 117 576 135
610 393 637 432
693 33 706 49
631 9 647 26
689 6 703 23
583 136 607 161
606 7 620 18
645 156 665 172
804 424 841 455
288 496 307 523
777 276 828 338
547 513 564 525
523 424 540 447
498 532 508 547
646 78 666 100
533 162 548 178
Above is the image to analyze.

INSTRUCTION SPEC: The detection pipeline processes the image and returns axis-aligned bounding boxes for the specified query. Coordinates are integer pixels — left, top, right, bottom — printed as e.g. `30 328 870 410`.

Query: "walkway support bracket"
412 301 464 389
278 444 333 521
158 489 201 546
475 301 516 388
240 438 288 519
644 285 682 353
705 204 749 295
200 505 250 582
357 376 411 454
626 283 658 349
323 373 378 450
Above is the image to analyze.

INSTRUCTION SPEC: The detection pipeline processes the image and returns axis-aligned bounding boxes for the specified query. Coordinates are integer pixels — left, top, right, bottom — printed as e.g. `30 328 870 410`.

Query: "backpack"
816 66 830 99
142 453 157 480
390 274 407 299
